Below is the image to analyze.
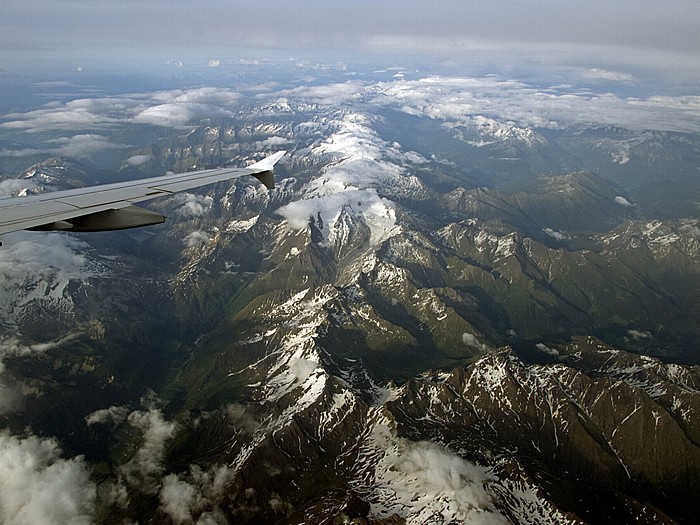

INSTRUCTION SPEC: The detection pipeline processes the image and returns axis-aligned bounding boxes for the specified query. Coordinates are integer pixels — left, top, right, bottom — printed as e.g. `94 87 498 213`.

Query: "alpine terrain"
1 70 699 524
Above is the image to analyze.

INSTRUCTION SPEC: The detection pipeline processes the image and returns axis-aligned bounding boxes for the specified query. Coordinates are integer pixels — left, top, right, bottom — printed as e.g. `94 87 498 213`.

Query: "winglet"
249 151 285 190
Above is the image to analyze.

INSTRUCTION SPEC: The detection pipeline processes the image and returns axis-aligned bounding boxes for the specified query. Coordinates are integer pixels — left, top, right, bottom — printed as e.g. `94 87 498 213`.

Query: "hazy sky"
2 1 700 86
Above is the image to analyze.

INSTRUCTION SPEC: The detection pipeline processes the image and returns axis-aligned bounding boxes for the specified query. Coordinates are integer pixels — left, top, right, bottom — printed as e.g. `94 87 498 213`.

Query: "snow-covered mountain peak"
0 233 105 330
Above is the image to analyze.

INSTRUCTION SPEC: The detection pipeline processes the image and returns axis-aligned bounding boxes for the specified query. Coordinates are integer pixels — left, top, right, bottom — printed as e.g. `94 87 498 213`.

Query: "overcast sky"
2 1 700 87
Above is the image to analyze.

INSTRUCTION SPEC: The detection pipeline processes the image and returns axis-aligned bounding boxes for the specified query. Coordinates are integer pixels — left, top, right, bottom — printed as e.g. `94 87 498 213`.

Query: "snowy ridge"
488 460 584 525
600 219 700 259
249 286 337 403
227 287 338 472
0 233 104 329
277 111 427 248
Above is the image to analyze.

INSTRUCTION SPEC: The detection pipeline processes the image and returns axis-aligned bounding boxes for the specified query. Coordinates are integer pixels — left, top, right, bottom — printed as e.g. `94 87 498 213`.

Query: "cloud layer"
372 76 700 133
1 88 242 134
3 75 700 170
2 1 699 83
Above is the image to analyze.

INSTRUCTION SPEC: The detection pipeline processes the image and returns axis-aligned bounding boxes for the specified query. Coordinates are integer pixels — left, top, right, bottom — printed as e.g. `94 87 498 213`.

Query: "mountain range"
1 76 699 523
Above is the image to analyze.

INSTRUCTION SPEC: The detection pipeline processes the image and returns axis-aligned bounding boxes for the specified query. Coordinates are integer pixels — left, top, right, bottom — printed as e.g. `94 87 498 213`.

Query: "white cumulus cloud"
85 405 130 426
536 343 560 356
184 231 212 247
615 195 633 207
45 134 128 158
169 193 214 218
628 329 653 340
374 439 508 524
462 332 487 351
159 464 234 525
543 228 568 241
1 87 242 133
126 154 153 166
0 431 95 525
119 404 177 495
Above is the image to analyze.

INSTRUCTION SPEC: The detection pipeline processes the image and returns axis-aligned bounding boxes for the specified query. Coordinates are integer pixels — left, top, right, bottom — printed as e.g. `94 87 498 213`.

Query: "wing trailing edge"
0 151 286 239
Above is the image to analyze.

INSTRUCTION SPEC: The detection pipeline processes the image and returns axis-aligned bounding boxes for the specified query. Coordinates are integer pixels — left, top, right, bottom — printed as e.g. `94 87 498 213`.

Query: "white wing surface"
0 151 285 236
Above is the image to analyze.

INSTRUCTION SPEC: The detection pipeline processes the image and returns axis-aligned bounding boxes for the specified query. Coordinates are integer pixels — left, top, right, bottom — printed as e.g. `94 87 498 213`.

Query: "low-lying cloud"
126 154 153 166
374 439 508 524
85 405 130 426
169 193 214 218
462 332 488 352
536 343 560 356
184 230 212 247
113 398 177 498
373 76 700 134
1 134 128 158
159 464 235 524
615 195 634 207
1 87 242 133
0 431 95 525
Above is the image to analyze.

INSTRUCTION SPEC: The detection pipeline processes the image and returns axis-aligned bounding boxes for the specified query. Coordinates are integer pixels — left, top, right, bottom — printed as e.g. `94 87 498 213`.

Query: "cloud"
131 88 241 127
3 0 698 83
374 439 508 524
126 154 153 166
628 329 653 340
119 404 177 495
583 68 636 82
2 87 242 133
1 97 126 132
133 104 210 127
159 465 235 525
543 228 568 241
159 474 202 524
0 232 97 293
0 431 95 524
46 134 129 157
0 134 128 158
255 136 292 148
615 196 633 207
536 343 560 356
169 193 214 218
462 332 487 352
0 148 43 157
184 231 212 247
265 81 366 107
207 60 221 68
85 405 130 426
373 76 700 134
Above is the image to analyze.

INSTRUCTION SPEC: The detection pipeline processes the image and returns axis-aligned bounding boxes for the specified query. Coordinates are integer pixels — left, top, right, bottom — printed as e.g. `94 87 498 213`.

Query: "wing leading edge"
0 151 285 237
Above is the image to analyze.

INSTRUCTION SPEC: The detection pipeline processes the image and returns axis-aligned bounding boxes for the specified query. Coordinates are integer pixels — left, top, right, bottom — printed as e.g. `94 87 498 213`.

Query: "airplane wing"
0 151 285 237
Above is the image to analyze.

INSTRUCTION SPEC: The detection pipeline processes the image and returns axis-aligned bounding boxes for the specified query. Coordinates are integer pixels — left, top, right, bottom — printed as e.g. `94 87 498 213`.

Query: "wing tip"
250 151 285 190
249 151 286 172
